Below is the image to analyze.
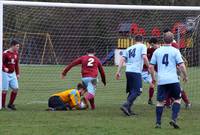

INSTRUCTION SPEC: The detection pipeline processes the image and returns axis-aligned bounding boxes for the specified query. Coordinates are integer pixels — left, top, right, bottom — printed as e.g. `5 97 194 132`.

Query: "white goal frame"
1 1 200 109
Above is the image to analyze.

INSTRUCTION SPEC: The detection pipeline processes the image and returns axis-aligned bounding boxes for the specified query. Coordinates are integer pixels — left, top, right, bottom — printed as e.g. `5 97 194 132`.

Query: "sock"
89 98 95 110
2 92 7 108
127 90 139 109
9 91 18 105
181 90 190 104
172 102 181 122
123 101 132 112
156 106 164 125
149 87 154 100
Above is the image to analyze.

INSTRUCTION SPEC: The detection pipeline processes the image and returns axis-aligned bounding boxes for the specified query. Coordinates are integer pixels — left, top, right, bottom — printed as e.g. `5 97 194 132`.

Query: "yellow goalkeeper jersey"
52 89 81 108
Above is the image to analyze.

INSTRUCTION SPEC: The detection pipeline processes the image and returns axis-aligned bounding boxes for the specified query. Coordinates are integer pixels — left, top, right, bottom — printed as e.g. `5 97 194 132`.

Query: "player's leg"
147 73 154 105
148 86 154 105
169 83 182 129
47 96 57 111
2 72 9 109
142 71 154 105
128 73 142 114
181 89 191 109
121 72 142 116
82 77 96 110
7 73 19 110
165 92 172 108
85 92 95 110
2 91 7 109
155 85 167 128
89 78 97 109
120 72 134 116
48 96 67 111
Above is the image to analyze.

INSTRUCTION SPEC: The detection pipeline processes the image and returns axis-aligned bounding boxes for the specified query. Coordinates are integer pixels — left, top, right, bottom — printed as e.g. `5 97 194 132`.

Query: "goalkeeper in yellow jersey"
47 83 88 111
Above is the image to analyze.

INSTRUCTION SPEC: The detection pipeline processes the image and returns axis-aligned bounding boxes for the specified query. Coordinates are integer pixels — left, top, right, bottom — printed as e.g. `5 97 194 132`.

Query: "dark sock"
127 91 138 108
156 106 164 125
2 92 7 108
89 98 95 110
172 102 181 122
149 87 154 100
9 91 17 105
181 90 190 104
123 101 132 112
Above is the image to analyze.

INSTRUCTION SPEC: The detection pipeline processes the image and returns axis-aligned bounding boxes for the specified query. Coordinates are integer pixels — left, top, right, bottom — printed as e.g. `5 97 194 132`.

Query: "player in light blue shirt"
149 32 188 129
150 44 183 85
122 42 147 73
115 35 149 116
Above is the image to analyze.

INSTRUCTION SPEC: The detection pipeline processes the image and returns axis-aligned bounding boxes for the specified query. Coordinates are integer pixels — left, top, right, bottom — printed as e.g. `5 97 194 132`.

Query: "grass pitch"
0 66 200 135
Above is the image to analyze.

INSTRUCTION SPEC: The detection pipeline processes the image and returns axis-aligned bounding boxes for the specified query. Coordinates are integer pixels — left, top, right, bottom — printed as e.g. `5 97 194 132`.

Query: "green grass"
0 65 200 135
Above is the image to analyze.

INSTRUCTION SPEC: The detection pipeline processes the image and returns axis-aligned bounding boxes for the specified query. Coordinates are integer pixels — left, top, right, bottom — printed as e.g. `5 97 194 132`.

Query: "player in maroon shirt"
163 28 191 109
142 37 159 105
61 48 106 110
2 40 20 110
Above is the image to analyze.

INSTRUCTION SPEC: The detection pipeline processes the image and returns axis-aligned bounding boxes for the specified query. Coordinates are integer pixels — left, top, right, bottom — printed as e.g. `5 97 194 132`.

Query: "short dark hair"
86 47 95 54
163 28 171 33
163 32 174 44
10 39 20 46
149 37 158 44
77 83 86 90
135 35 143 42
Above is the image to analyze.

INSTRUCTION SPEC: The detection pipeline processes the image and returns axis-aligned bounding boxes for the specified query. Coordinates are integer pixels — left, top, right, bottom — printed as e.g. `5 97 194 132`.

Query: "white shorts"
2 71 19 91
141 71 152 84
82 77 97 96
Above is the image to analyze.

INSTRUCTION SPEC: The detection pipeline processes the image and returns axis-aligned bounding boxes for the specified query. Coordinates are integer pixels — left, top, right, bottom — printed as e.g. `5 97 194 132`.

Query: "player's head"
163 32 174 44
149 37 160 49
10 39 20 52
163 28 171 33
135 35 143 43
77 83 87 96
86 47 95 55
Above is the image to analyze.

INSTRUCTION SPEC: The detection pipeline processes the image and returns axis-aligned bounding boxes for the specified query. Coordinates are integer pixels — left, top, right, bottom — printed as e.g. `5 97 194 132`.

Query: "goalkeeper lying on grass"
47 83 88 111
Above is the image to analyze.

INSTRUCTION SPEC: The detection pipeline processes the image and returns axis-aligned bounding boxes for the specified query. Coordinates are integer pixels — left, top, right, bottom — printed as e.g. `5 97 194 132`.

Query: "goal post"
2 1 200 10
1 1 200 109
0 1 3 109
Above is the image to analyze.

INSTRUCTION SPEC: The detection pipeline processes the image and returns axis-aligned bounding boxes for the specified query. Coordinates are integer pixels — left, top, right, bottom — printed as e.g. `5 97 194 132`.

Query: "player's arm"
98 62 106 86
142 45 149 68
176 50 188 83
70 93 88 110
149 51 157 84
149 64 156 84
61 57 82 79
69 93 81 110
2 52 9 72
15 55 20 79
177 63 188 83
115 56 125 80
143 54 149 69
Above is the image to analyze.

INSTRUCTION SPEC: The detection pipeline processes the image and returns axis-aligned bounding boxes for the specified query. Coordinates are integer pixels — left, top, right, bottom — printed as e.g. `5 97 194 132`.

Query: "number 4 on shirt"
162 54 169 66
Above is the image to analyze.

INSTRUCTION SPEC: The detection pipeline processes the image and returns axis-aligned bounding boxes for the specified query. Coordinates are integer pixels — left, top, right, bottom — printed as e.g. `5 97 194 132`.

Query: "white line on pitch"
27 101 47 104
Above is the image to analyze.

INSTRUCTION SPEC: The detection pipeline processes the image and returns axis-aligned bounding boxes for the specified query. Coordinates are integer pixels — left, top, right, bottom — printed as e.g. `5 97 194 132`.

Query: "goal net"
1 1 200 108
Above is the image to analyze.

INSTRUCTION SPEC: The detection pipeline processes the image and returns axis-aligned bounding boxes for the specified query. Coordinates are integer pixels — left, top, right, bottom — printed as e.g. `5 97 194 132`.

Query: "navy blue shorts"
126 72 142 93
157 83 181 102
48 96 66 110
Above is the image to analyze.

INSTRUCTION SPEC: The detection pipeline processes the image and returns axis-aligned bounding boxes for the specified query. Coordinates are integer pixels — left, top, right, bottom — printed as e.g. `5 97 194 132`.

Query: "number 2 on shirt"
162 54 169 66
11 58 15 64
87 58 94 67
